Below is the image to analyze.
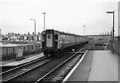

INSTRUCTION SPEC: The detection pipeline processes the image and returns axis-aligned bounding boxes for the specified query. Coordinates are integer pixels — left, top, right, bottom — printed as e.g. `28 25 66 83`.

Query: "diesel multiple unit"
41 29 89 57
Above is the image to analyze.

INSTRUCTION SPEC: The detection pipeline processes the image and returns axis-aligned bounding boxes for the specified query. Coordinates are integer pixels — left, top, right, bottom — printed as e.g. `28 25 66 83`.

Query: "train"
1 43 41 60
1 29 89 60
41 29 89 57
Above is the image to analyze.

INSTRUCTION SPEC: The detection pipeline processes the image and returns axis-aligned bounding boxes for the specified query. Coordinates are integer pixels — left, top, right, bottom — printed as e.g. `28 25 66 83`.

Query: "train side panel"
58 34 76 49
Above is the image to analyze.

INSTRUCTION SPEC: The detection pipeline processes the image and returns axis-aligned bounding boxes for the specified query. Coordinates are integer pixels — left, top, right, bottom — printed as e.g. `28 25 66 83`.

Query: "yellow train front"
41 29 88 57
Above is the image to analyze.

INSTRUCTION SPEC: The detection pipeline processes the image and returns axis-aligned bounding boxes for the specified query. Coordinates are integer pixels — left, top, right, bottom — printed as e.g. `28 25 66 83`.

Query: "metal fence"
113 37 120 56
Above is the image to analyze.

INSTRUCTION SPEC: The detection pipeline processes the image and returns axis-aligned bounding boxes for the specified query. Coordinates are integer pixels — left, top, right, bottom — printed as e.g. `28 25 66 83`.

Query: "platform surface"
0 53 44 67
64 50 118 82
64 50 93 82
88 50 118 81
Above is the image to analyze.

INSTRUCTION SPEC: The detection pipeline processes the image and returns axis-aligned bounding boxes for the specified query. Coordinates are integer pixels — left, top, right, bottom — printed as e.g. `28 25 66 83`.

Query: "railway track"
1 52 44 73
1 55 45 74
2 43 93 83
35 47 89 83
2 56 51 82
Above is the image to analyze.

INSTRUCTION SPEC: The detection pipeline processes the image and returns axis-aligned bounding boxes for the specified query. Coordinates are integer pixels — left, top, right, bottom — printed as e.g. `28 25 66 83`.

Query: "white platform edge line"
62 50 88 83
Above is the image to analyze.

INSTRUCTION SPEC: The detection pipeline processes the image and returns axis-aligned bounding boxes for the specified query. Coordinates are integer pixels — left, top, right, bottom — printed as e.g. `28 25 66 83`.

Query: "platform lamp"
0 28 1 41
30 18 37 42
106 11 115 53
42 12 46 30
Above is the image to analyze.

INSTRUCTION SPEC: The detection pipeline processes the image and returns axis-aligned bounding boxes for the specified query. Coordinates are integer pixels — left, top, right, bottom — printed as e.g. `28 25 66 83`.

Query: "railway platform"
63 50 118 82
0 53 44 67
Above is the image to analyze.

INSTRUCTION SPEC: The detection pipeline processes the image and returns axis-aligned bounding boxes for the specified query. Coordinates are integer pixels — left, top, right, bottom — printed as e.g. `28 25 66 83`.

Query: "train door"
54 34 58 49
46 34 53 47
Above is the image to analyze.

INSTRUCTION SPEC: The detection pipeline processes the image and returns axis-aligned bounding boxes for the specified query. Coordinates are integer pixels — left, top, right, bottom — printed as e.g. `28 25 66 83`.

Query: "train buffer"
63 50 118 82
0 53 44 67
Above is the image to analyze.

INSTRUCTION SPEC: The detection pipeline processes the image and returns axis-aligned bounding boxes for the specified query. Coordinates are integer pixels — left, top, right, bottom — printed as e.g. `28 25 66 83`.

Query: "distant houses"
2 32 41 42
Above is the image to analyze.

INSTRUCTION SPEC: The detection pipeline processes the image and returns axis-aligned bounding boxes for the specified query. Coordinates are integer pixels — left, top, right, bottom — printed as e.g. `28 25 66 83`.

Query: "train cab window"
48 34 51 39
55 34 58 40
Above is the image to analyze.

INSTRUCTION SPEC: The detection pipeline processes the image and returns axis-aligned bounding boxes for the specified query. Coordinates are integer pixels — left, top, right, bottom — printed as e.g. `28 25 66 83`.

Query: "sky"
0 0 119 36
118 1 120 36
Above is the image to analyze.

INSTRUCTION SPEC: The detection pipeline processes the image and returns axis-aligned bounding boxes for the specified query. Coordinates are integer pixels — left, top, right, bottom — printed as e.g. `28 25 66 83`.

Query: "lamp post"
42 12 46 30
30 18 36 42
106 11 115 53
0 28 1 41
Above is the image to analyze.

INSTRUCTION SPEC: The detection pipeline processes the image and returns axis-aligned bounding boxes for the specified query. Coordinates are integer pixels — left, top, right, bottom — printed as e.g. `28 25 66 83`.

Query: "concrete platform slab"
63 51 93 82
88 50 118 81
63 50 118 82
0 53 44 67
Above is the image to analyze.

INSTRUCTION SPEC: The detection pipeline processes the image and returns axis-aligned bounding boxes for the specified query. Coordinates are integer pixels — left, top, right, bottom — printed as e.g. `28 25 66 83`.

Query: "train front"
41 29 58 57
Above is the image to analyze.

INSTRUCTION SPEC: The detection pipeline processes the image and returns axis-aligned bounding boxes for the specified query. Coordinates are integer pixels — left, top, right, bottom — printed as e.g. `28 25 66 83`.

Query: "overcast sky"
0 0 119 35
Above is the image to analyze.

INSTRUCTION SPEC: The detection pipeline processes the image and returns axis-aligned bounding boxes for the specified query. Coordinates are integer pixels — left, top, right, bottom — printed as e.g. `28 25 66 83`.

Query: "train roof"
42 29 87 37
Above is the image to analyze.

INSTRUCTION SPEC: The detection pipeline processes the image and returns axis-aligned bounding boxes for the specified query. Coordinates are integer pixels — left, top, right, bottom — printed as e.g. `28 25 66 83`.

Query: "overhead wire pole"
106 11 115 53
30 18 36 42
42 12 46 30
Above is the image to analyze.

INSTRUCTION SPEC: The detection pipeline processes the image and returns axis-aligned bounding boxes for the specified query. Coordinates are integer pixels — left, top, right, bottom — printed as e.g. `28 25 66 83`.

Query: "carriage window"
48 34 51 39
55 34 58 40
